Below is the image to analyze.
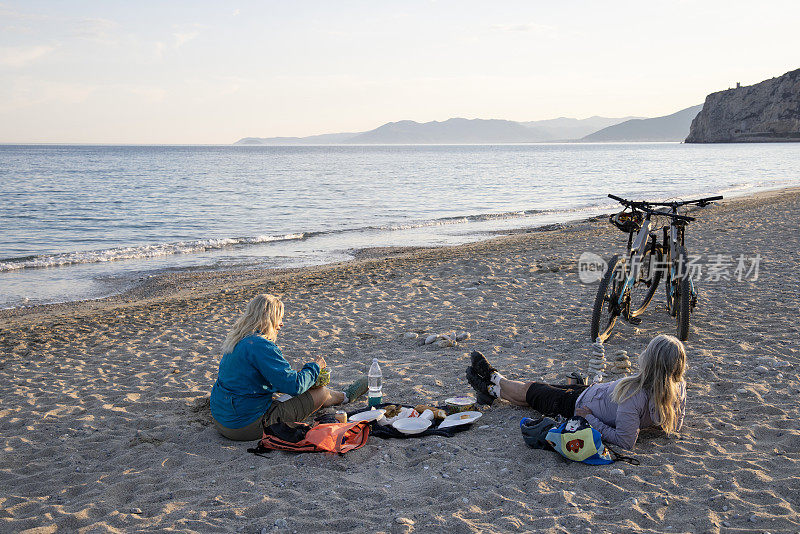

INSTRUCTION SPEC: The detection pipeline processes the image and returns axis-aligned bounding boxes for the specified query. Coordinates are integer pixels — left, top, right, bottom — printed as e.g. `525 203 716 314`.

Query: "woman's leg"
524 382 587 418
309 386 345 409
266 388 338 426
497 378 536 406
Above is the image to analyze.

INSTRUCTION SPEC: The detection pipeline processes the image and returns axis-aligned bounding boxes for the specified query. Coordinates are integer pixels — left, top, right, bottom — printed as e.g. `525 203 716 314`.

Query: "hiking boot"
470 350 497 380
465 366 496 406
343 376 369 403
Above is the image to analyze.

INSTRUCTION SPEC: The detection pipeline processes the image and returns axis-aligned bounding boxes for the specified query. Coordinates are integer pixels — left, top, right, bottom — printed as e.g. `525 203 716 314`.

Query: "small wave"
373 209 544 232
0 233 306 272
0 209 555 272
714 182 754 195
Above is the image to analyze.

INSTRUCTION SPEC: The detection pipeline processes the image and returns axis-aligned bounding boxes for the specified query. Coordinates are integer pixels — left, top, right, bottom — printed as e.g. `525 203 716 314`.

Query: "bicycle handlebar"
608 193 722 208
608 194 695 221
645 195 723 208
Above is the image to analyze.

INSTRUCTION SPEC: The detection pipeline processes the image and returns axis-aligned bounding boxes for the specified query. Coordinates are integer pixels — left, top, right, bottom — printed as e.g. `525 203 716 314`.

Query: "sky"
1 1 799 144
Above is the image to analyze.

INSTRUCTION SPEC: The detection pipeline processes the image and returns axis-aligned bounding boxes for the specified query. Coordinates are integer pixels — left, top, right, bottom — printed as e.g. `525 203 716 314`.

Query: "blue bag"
544 415 614 465
521 416 639 465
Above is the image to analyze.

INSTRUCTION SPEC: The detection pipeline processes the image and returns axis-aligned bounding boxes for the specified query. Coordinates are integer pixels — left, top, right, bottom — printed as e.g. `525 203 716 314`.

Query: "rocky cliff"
686 68 800 143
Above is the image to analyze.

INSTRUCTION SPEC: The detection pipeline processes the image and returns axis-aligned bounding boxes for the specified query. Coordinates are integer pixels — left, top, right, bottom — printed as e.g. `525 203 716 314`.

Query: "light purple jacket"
574 379 686 450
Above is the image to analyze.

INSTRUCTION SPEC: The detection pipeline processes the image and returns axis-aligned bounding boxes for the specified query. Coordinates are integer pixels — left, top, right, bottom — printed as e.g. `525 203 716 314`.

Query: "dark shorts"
212 390 317 441
525 382 589 418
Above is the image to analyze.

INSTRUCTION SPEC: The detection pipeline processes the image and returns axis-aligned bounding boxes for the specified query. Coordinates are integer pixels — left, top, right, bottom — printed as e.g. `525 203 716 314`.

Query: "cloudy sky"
1 1 798 144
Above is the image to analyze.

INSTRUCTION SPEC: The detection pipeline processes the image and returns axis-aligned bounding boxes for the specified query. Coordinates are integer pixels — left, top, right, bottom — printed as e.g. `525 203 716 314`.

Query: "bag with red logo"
521 416 638 465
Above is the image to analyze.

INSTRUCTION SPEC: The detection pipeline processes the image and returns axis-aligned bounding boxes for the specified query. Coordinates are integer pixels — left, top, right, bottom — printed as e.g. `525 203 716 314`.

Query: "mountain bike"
590 194 722 342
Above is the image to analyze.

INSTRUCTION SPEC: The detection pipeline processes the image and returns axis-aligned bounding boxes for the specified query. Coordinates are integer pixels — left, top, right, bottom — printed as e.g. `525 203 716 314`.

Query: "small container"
335 410 348 423
445 396 476 414
368 358 383 407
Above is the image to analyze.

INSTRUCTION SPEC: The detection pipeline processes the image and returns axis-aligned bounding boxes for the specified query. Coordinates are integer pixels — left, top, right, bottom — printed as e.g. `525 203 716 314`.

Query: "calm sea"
1 143 798 309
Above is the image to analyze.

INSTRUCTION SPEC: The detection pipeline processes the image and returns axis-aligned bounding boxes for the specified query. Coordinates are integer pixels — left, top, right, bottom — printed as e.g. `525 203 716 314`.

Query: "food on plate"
414 405 446 420
382 405 401 418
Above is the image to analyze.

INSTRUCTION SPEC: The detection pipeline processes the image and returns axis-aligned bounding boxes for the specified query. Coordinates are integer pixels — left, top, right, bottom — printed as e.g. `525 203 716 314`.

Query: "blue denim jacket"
210 335 320 428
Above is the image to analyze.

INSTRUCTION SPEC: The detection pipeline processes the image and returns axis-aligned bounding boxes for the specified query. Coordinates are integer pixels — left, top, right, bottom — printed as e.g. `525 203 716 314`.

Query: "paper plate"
438 410 482 429
392 418 432 435
349 409 386 423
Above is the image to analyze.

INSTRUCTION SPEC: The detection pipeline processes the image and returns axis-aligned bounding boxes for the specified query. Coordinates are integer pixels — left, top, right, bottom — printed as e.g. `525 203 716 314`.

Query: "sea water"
1 142 798 308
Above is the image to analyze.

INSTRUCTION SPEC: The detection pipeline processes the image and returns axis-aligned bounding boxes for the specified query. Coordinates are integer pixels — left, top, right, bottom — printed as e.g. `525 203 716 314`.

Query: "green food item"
314 367 331 388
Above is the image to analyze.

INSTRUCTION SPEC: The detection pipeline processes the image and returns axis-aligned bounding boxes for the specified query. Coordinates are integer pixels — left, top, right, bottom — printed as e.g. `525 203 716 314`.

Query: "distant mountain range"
581 105 703 142
236 132 359 145
234 107 702 145
520 116 642 140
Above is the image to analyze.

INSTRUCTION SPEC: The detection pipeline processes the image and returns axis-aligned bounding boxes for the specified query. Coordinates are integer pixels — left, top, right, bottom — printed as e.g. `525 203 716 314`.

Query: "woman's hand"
575 406 593 417
314 356 327 369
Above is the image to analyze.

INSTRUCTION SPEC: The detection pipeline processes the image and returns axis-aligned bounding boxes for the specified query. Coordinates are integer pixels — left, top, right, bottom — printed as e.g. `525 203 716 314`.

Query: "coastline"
4 141 799 311
2 184 799 327
1 186 799 532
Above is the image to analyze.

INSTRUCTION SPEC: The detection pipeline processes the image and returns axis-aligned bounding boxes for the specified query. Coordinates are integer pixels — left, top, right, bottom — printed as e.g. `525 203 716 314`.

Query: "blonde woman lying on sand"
466 334 687 450
210 294 368 441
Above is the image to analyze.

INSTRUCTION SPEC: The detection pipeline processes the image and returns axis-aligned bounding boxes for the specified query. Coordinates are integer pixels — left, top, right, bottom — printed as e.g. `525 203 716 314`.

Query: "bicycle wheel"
590 255 625 342
674 246 691 340
629 242 663 317
666 248 680 317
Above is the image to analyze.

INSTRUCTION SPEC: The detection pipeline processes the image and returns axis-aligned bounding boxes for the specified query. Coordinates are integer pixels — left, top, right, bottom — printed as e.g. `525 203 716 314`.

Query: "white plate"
392 418 432 435
349 409 386 423
437 410 482 429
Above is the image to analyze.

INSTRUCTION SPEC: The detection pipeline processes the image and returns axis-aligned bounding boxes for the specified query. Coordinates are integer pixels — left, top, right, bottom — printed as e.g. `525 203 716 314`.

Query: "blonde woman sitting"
466 334 687 450
210 294 368 441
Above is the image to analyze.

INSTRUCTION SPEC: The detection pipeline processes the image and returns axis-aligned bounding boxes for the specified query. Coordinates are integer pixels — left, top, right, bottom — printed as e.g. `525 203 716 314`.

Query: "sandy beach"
1 188 799 533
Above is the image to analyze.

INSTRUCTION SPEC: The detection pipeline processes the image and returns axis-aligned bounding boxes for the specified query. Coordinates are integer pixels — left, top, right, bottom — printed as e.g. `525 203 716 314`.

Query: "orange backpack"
247 421 370 455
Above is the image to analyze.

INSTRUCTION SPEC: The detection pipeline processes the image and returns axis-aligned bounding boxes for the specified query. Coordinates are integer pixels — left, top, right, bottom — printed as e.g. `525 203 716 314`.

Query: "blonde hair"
221 294 284 354
612 334 687 434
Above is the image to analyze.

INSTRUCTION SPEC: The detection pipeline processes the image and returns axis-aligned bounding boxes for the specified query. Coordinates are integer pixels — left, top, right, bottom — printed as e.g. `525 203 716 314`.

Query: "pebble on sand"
395 517 415 525
425 334 439 345
403 332 419 340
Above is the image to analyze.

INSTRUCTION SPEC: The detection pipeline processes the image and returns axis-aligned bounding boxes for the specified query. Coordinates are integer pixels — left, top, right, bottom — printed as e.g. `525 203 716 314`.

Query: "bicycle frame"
595 193 722 342
616 213 653 312
662 210 697 307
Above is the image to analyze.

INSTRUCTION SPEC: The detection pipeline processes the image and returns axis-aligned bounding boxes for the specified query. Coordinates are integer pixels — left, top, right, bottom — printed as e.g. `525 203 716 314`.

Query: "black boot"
470 350 497 380
465 366 496 406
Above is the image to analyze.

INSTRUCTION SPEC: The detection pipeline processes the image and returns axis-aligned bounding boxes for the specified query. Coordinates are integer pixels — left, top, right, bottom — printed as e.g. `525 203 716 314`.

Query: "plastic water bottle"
368 358 382 407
